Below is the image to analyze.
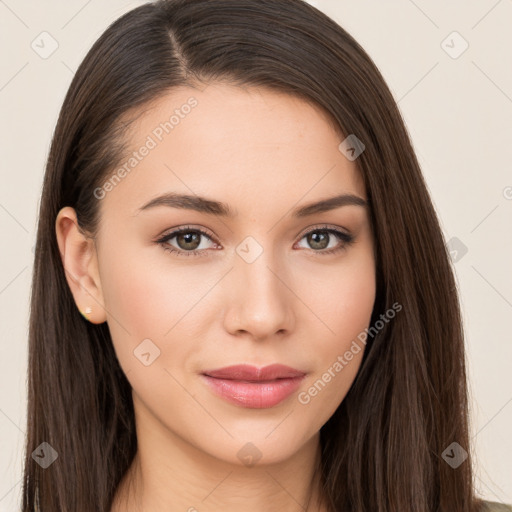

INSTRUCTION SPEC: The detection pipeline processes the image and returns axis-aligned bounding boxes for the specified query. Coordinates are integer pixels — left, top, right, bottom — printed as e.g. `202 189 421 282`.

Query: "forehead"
100 83 366 219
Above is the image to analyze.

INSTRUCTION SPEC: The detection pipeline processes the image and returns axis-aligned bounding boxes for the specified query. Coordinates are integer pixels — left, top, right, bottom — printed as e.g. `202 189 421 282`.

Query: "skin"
56 83 376 512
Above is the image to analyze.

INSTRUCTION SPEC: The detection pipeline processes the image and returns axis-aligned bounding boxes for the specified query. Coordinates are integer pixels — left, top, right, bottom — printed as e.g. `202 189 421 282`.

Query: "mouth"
202 363 306 381
200 363 306 409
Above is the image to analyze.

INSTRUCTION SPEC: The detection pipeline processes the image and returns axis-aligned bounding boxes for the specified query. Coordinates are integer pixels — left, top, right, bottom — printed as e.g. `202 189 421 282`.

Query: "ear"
55 206 107 324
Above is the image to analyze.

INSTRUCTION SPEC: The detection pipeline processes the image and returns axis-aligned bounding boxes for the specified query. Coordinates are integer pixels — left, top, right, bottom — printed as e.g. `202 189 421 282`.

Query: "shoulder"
480 501 512 512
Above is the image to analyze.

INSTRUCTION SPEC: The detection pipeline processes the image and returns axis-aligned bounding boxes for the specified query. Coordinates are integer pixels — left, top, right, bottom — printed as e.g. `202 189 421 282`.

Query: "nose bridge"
240 249 282 299
225 236 293 338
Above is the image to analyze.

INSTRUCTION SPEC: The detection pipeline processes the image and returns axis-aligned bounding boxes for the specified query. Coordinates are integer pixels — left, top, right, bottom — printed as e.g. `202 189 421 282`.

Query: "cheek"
98 244 218 378
99 243 201 334
292 252 375 423
296 249 376 347
96 244 173 368
334 267 376 340
101 266 171 337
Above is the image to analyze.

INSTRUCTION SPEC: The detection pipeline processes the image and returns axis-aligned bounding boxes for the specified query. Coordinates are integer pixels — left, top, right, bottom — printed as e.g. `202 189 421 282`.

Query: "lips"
201 363 306 381
200 363 307 408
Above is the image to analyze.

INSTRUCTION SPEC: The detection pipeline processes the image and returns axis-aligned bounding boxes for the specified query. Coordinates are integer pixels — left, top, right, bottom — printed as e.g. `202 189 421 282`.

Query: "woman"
22 0 511 510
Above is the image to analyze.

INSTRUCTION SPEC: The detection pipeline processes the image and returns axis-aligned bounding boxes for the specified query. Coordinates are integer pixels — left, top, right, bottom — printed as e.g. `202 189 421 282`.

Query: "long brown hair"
23 0 486 510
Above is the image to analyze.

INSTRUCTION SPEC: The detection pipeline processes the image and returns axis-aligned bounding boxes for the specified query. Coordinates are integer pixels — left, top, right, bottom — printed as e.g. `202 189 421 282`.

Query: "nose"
223 250 295 341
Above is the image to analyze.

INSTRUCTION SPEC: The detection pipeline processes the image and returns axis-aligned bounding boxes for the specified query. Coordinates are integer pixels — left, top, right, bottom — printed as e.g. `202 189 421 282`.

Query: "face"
61 83 376 467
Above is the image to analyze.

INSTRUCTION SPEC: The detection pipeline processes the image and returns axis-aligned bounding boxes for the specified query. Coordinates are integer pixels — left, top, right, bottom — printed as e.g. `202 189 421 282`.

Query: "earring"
80 306 92 321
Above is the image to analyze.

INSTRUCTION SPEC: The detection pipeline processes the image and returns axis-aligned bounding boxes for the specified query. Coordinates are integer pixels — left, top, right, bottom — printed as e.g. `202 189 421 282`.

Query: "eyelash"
155 224 355 258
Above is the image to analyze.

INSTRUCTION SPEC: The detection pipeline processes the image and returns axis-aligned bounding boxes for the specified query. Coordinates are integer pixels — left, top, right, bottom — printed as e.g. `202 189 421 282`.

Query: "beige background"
0 0 511 509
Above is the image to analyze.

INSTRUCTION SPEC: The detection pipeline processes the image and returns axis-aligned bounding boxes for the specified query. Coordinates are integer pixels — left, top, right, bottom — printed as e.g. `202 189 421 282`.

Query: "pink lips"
201 363 306 408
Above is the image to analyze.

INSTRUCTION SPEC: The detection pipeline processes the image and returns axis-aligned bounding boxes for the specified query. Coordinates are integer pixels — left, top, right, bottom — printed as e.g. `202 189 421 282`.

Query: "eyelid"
295 223 352 239
156 223 352 242
156 224 217 243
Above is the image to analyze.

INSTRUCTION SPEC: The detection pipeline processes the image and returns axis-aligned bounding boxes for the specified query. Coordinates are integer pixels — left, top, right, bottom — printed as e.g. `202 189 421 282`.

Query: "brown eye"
295 226 354 255
156 226 218 258
306 231 330 250
175 231 202 251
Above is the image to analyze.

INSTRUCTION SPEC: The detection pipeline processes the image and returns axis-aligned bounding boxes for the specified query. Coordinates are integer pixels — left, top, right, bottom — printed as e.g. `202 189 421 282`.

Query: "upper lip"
202 364 306 381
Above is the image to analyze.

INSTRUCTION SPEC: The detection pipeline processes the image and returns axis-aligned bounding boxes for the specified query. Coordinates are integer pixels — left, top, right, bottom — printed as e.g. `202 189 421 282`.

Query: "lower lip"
201 375 305 408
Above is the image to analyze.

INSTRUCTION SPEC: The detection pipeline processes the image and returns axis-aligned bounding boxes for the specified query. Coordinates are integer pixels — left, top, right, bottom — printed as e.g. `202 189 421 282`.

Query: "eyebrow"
137 192 369 218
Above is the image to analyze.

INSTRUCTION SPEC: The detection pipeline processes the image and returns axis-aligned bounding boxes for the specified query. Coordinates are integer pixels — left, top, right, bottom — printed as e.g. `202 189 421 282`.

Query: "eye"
295 225 354 255
155 226 219 258
155 224 355 258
